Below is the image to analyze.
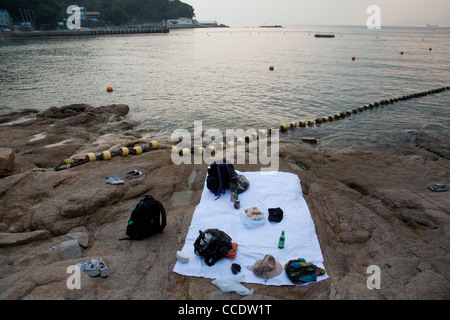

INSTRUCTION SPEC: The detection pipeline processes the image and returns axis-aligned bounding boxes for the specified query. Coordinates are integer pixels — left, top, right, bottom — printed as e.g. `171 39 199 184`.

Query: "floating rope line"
37 86 448 172
276 86 449 133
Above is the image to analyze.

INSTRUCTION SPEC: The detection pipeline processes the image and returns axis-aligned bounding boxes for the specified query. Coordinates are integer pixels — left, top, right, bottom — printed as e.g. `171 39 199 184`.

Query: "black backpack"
194 229 232 266
121 195 166 240
206 159 236 199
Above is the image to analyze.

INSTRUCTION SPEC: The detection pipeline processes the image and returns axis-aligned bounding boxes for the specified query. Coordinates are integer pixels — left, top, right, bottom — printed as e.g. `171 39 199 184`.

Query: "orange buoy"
269 66 274 71
106 86 114 92
352 56 356 61
429 48 432 51
400 51 404 55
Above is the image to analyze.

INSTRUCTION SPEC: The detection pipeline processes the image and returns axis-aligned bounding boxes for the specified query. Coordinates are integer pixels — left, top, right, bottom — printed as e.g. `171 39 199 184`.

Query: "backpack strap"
215 164 224 199
155 199 166 232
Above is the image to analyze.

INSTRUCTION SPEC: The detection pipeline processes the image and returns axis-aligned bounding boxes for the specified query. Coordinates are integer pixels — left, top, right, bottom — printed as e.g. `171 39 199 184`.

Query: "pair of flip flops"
428 183 448 192
76 258 108 277
105 171 142 184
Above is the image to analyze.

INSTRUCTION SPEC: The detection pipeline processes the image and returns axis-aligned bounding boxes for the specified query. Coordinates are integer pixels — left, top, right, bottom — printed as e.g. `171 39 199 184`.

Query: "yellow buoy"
86 153 96 162
150 140 158 149
280 124 288 131
63 158 74 165
121 147 129 156
218 142 226 150
181 147 190 155
170 145 178 154
102 150 112 160
228 141 235 148
237 138 245 145
195 146 205 154
334 113 341 119
133 146 143 155
315 118 322 124
207 146 216 154
307 120 314 126
290 122 297 128
260 129 267 137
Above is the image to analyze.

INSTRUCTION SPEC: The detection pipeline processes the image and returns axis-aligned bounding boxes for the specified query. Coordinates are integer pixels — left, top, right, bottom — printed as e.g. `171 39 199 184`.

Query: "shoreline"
0 28 169 38
0 104 449 299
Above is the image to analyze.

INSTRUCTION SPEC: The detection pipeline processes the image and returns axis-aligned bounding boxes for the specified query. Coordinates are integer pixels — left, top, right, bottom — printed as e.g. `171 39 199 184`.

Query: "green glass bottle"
278 230 285 249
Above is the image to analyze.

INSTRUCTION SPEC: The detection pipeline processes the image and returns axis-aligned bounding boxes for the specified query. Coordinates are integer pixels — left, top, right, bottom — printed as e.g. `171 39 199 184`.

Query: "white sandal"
99 259 108 278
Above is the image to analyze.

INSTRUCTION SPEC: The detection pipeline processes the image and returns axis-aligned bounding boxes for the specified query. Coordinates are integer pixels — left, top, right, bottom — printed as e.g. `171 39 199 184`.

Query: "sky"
182 0 450 27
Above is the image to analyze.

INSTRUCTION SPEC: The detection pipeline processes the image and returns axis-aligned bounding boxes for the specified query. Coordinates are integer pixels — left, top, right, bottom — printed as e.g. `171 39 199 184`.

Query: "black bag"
268 207 283 223
122 195 166 240
206 159 236 199
194 228 232 266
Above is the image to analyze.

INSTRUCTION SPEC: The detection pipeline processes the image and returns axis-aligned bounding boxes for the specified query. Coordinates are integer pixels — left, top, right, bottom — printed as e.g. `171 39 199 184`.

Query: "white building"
166 17 193 26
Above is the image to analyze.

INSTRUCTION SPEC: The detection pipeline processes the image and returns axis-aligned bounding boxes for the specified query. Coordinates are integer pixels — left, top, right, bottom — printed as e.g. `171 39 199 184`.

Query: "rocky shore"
0 104 448 300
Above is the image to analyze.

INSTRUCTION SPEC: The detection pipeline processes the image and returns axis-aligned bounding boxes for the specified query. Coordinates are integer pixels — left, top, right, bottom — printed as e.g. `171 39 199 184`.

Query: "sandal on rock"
105 177 124 185
428 183 448 192
99 259 108 278
125 170 142 179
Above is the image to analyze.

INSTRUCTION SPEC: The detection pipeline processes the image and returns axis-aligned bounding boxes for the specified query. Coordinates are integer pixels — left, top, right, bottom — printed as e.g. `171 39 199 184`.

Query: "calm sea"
1 25 449 149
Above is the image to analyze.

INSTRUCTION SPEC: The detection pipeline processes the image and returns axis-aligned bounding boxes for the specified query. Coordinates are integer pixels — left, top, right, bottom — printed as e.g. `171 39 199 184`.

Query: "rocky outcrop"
0 148 15 174
0 106 449 300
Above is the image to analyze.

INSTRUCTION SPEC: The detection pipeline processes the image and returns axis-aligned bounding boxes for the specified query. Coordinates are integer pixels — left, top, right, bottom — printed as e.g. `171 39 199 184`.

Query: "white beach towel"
173 171 328 286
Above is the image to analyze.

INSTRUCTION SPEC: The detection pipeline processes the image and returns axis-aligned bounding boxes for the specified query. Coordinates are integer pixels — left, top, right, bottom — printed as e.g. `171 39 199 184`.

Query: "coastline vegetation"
1 0 195 28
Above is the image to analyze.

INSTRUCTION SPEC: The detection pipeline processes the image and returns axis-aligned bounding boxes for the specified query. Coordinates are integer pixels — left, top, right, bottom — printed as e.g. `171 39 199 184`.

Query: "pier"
0 27 169 38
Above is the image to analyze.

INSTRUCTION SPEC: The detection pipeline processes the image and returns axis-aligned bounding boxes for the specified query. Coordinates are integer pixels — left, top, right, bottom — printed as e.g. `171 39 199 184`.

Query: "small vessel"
314 33 335 38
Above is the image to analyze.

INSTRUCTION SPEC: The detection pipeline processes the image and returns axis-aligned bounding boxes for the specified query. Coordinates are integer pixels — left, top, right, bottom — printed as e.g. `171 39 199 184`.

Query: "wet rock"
301 137 318 144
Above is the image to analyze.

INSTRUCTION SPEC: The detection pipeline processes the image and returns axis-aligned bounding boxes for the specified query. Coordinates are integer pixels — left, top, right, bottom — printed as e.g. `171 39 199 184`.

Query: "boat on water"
314 33 335 38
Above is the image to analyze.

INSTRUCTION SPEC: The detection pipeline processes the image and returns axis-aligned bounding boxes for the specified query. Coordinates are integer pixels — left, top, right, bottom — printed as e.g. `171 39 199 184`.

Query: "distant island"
259 25 283 28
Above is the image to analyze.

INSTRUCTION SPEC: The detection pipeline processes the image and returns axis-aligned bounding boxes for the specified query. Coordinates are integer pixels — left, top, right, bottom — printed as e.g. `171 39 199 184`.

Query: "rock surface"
0 105 449 300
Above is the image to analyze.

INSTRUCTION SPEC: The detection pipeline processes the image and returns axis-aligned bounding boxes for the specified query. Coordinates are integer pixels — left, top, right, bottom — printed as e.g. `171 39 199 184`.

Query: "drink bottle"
278 231 285 249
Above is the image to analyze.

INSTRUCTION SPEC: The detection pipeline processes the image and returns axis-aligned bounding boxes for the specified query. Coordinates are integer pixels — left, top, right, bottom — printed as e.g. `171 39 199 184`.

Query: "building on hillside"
0 10 12 26
166 17 193 26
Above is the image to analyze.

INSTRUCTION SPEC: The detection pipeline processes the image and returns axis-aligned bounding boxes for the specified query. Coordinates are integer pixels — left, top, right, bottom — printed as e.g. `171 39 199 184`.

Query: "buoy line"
34 86 448 172
276 86 449 133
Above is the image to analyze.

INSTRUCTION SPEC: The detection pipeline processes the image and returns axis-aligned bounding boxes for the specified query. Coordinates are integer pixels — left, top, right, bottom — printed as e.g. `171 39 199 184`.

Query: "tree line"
1 0 195 28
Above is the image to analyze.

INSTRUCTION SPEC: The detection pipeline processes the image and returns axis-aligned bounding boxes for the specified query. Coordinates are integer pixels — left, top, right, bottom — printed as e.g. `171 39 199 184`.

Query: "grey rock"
59 239 82 260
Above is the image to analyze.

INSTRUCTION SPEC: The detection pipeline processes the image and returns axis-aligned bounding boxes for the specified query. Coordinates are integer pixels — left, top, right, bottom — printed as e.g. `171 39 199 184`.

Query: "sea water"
1 25 449 148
